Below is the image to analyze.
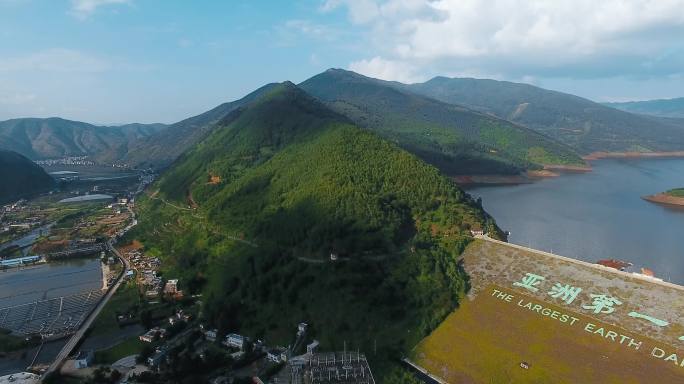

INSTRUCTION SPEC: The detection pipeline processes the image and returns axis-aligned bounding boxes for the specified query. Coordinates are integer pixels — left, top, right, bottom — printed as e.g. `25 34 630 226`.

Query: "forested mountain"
605 97 684 119
134 82 503 378
124 83 280 167
0 117 166 162
404 77 684 154
300 69 584 176
0 150 54 204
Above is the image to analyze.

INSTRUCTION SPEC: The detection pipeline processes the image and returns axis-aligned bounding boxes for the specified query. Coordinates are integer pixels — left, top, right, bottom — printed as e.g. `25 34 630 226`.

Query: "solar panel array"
0 289 104 337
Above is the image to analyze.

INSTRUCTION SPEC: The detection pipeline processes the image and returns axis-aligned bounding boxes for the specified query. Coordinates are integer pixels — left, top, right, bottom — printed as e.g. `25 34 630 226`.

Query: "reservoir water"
467 158 684 284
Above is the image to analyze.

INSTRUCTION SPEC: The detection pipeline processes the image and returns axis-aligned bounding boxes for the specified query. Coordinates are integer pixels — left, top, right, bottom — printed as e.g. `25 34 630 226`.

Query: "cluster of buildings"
35 156 94 167
1 200 44 233
123 248 184 301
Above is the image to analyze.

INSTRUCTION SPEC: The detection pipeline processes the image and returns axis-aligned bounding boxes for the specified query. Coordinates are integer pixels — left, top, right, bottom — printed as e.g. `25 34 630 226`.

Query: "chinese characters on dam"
490 272 684 368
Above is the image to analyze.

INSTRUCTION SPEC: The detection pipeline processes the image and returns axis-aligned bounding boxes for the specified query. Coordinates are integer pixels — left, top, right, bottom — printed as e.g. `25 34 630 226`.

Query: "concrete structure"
0 255 41 268
0 372 41 384
307 340 320 355
267 348 287 363
71 350 94 369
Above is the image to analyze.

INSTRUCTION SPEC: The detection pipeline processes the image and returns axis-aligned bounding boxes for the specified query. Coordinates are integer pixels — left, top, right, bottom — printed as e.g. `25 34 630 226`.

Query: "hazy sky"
1 0 683 124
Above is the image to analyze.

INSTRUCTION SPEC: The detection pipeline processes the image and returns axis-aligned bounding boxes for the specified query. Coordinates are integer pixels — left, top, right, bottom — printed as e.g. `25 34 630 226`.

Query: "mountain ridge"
299 69 585 176
403 76 684 154
124 83 282 168
0 150 54 204
604 97 684 119
0 117 166 163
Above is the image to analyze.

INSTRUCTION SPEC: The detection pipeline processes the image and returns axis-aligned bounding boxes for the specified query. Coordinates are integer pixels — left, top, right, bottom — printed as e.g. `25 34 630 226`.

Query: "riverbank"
454 166 590 185
642 193 684 207
453 160 595 185
583 151 684 160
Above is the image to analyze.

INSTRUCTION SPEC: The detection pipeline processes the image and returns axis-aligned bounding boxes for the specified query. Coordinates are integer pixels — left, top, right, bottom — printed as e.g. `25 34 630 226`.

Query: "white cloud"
70 0 131 20
349 56 424 83
329 0 684 82
0 49 111 72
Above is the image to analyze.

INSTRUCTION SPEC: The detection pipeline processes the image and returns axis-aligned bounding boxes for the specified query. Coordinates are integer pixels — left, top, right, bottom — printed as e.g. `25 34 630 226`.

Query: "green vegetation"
300 69 584 175
133 82 504 380
0 150 55 204
89 281 141 335
666 188 684 197
0 328 29 353
405 76 684 154
94 336 148 364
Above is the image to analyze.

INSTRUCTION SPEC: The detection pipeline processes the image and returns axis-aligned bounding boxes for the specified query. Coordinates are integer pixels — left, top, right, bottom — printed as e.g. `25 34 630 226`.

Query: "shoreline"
642 193 684 208
455 154 682 185
583 151 684 160
454 166 590 186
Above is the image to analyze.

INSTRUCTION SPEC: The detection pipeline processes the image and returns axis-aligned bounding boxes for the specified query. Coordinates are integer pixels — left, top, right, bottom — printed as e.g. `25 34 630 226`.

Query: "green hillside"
605 97 684 118
124 83 280 167
134 82 503 379
0 150 54 203
0 117 165 162
405 77 684 154
299 69 584 176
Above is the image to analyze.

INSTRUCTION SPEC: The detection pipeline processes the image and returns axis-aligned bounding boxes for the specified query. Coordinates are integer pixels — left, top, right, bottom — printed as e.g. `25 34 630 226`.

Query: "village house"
139 327 166 343
224 333 248 349
204 328 218 342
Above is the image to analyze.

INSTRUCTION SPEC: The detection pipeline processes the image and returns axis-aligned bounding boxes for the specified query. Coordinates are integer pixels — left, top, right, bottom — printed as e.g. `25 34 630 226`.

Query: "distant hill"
605 97 684 118
404 77 684 154
300 69 584 176
134 82 503 377
0 117 166 163
124 83 280 167
0 150 54 203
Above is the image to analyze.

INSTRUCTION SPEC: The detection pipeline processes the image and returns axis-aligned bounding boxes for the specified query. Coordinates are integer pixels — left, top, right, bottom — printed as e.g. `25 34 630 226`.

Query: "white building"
204 329 218 342
224 333 248 349
72 350 94 369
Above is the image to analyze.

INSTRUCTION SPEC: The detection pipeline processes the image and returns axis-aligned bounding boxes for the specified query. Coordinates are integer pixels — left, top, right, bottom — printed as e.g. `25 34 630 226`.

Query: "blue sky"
1 0 684 124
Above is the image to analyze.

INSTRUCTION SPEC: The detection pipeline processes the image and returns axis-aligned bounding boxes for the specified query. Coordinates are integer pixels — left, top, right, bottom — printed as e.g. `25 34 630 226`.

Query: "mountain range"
2 69 683 175
604 97 684 119
0 150 54 204
404 77 684 154
300 69 583 175
0 117 166 163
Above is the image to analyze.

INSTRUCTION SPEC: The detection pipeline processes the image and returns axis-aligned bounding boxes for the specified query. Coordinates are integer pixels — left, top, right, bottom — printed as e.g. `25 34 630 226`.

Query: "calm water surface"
0 258 102 308
468 158 684 284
